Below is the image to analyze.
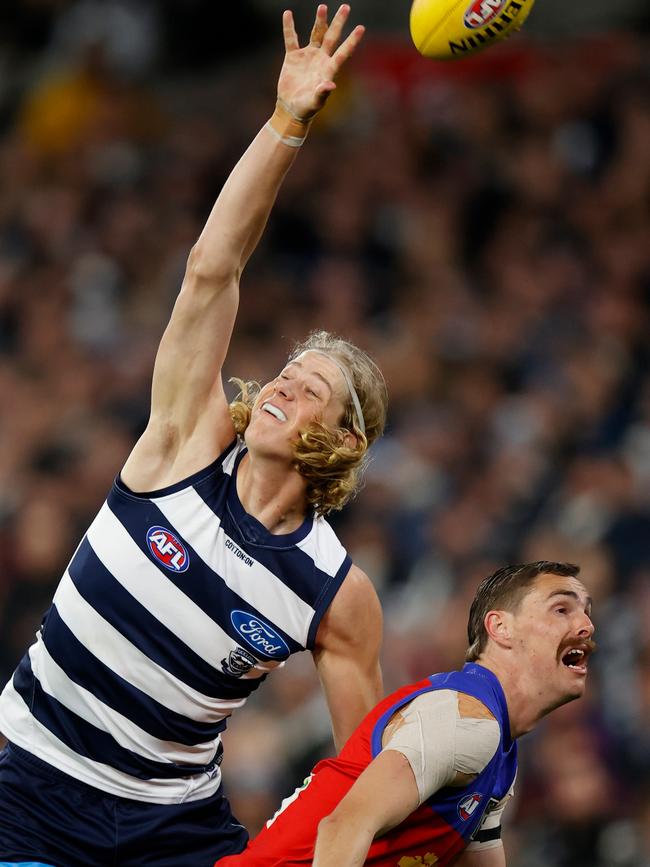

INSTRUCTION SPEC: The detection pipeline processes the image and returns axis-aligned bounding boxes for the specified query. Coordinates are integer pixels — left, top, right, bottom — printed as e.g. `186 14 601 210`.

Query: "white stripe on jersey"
53 572 244 721
153 487 314 647
0 679 221 804
29 636 218 767
87 503 238 669
221 442 240 476
296 517 349 578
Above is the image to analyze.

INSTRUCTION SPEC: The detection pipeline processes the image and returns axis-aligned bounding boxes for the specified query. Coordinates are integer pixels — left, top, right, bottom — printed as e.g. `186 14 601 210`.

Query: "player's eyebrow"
547 589 593 615
285 360 333 394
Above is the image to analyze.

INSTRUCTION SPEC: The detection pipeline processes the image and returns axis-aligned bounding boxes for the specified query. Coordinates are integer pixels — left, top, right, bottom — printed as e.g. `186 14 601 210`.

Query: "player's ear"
484 610 513 649
341 430 358 450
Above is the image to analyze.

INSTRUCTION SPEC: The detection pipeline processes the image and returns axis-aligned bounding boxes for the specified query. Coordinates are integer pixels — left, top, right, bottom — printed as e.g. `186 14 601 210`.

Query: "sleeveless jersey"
220 663 517 867
0 439 351 804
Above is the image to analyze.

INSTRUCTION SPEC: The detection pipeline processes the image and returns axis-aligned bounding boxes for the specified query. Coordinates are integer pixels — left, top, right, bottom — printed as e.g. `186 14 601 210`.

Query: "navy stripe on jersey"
68 539 257 701
105 495 301 658
214 494 334 610
113 440 237 500
13 656 219 779
43 607 226 745
306 551 352 649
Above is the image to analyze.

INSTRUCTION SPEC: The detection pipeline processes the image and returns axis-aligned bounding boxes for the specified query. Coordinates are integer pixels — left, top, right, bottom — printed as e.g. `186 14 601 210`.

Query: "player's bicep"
325 749 420 838
149 263 239 435
313 566 383 751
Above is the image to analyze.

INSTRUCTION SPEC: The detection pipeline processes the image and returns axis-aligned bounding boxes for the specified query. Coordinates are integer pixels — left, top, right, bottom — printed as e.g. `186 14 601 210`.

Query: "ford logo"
230 610 289 659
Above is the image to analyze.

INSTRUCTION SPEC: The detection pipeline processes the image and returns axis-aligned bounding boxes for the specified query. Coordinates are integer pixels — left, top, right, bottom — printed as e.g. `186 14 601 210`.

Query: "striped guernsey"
0 439 351 804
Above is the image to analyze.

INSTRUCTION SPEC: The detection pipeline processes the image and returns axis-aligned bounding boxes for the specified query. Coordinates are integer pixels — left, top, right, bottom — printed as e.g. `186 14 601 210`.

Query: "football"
410 0 537 60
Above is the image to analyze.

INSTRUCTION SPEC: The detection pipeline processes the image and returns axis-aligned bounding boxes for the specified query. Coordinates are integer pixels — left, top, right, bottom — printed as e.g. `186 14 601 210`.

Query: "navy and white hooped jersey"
0 439 351 804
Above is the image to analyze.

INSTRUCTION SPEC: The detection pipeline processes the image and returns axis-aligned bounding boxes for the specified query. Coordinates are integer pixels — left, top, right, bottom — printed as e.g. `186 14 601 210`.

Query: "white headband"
295 350 366 436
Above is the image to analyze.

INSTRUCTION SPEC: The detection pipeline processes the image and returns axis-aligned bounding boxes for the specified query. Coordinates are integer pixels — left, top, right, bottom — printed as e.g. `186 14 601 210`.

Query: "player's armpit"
313 565 383 752
453 841 506 867
313 749 420 867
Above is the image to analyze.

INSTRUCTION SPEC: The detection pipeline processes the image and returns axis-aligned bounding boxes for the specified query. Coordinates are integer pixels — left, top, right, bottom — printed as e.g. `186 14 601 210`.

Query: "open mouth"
262 402 287 423
560 646 590 674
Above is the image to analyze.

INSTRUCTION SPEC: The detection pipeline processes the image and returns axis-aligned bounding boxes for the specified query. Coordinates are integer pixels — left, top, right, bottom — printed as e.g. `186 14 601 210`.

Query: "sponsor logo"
225 537 254 567
458 792 483 821
146 526 190 572
221 646 257 678
230 610 289 659
464 0 507 29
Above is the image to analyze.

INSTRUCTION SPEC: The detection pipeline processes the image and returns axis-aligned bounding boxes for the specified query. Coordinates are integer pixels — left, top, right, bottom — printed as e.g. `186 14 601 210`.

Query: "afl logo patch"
146 526 190 573
230 610 289 659
458 792 483 821
464 0 507 28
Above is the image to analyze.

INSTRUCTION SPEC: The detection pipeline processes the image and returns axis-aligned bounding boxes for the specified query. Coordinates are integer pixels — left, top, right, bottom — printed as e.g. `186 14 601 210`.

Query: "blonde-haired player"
0 7 386 865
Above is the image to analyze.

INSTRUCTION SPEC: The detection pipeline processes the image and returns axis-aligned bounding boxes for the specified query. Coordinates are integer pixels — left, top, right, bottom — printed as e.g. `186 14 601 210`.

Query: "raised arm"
122 5 365 490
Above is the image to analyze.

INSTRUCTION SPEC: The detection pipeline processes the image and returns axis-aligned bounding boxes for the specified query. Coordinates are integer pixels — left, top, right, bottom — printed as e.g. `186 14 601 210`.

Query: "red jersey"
217 664 516 866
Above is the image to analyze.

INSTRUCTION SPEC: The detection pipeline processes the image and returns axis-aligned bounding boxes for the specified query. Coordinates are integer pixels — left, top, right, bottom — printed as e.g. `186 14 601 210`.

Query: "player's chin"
562 670 589 699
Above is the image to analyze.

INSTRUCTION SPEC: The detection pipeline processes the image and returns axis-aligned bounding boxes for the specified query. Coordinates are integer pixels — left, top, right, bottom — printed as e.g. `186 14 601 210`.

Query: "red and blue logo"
464 0 507 29
146 526 190 573
458 792 483 821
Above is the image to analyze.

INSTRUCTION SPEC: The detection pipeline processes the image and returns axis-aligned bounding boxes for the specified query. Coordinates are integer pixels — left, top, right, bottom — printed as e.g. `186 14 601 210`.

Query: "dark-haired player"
0 7 387 866
217 561 595 867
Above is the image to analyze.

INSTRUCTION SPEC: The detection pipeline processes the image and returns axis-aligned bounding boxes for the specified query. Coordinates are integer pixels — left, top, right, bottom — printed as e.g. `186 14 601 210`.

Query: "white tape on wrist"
264 122 307 148
267 99 311 148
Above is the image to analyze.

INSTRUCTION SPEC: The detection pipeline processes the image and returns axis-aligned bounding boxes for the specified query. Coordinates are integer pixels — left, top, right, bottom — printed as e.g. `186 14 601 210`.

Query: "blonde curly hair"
229 331 388 516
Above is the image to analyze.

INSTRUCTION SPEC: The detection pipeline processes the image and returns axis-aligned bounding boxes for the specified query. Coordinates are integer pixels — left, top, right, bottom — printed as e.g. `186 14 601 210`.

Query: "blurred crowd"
0 3 649 865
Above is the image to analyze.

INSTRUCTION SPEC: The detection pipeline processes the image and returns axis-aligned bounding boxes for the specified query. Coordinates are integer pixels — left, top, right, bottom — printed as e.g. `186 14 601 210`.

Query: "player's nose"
276 381 295 400
576 612 595 639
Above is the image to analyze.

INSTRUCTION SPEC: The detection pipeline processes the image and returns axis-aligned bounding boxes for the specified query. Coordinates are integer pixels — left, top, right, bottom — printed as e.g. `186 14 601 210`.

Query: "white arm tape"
381 689 500 805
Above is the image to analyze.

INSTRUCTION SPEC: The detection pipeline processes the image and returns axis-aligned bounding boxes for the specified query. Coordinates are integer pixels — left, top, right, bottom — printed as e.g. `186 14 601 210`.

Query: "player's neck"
236 452 309 534
475 657 548 739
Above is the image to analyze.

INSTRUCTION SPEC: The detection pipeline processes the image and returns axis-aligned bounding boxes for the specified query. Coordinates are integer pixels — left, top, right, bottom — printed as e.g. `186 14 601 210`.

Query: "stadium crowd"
0 6 649 866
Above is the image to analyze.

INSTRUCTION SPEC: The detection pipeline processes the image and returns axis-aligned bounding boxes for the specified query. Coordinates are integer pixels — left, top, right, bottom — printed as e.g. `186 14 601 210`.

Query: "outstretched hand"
278 4 365 120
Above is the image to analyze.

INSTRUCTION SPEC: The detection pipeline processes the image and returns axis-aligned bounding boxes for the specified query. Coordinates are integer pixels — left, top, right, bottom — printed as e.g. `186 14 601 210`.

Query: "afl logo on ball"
146 526 190 573
464 0 506 28
458 792 483 821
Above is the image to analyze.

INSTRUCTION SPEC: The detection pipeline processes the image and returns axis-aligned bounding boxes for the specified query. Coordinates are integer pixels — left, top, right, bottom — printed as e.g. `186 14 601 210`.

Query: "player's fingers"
283 9 300 52
309 4 329 47
322 4 350 55
331 23 365 69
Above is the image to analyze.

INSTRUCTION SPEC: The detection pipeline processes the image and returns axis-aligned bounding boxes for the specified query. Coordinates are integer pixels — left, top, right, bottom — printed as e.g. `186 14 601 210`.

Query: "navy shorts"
0 744 248 867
